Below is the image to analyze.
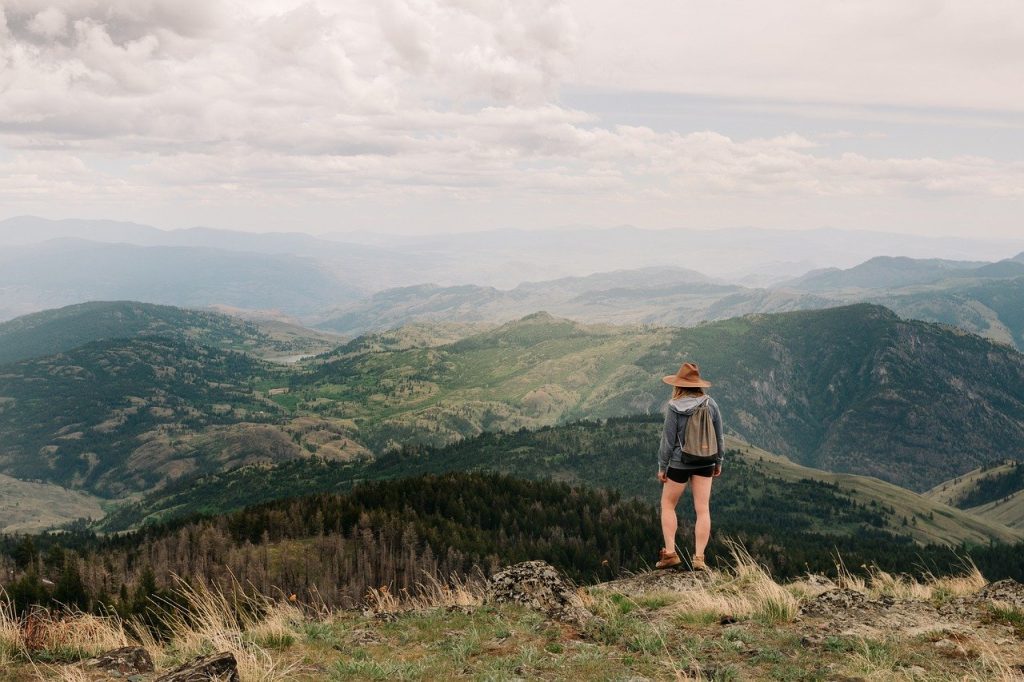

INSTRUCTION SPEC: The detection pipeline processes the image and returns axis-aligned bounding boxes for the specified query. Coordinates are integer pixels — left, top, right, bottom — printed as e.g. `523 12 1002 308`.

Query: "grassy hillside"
0 300 341 365
925 460 1022 507
925 461 1024 531
0 474 105 533
98 417 1022 548
967 489 1024 530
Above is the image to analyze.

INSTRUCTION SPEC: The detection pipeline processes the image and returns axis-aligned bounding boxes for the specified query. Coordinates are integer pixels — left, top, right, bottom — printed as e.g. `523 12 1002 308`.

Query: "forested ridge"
0 472 655 614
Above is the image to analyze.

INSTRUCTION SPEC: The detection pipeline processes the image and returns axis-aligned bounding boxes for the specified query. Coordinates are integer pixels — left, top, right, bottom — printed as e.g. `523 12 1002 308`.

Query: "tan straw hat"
662 362 712 388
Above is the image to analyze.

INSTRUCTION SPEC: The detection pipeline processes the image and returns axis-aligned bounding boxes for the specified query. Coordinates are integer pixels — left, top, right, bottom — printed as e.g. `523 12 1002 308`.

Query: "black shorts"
666 464 716 483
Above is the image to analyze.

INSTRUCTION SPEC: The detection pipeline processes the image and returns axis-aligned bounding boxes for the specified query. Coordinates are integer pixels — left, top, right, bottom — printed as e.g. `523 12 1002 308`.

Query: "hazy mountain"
313 267 833 336
0 216 167 246
7 217 1024 293
776 256 987 292
328 224 1024 285
0 300 341 365
314 254 1024 345
0 239 361 321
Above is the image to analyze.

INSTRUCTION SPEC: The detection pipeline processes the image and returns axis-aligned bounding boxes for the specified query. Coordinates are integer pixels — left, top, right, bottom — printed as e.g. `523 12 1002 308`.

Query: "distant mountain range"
0 238 363 320
3 215 1023 302
312 256 1024 351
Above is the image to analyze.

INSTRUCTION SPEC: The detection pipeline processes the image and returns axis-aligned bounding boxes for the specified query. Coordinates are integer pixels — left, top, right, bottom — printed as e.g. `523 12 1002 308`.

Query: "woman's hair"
671 386 705 399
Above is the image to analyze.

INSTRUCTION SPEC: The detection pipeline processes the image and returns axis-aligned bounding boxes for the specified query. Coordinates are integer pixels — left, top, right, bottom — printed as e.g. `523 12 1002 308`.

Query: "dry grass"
0 589 24 668
363 572 487 615
15 607 130 665
834 554 986 603
140 577 305 682
658 540 800 625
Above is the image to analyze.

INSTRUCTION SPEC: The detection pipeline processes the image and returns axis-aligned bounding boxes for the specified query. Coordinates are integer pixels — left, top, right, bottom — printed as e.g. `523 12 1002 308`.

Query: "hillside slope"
632 304 1024 489
0 300 341 365
0 336 286 494
299 305 1024 490
0 474 105 533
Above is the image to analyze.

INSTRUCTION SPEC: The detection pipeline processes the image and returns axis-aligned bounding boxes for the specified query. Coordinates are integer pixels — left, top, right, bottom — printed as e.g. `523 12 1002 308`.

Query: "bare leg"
660 478 687 553
689 474 714 556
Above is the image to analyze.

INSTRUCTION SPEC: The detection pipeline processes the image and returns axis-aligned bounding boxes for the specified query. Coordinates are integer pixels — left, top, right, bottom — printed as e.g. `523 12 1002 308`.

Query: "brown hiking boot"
691 554 709 571
656 548 681 569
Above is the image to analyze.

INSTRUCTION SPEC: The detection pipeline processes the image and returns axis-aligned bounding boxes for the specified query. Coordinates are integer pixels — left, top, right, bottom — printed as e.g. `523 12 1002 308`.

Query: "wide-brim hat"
662 362 712 388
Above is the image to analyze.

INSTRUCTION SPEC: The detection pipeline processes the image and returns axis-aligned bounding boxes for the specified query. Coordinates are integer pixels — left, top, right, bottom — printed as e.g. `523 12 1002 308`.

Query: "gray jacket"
657 396 725 473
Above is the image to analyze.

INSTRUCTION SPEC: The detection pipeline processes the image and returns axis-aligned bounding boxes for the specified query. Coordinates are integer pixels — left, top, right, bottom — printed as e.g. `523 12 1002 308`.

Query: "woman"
655 362 724 570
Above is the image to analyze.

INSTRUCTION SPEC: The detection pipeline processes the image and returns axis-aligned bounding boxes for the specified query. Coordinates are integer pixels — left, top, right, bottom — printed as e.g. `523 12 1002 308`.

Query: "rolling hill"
925 460 1024 531
4 304 1023 501
0 474 105 533
0 335 287 494
0 300 342 365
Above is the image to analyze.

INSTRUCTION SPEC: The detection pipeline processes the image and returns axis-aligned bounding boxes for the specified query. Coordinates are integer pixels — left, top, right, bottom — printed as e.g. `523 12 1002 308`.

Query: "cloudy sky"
1 0 1022 236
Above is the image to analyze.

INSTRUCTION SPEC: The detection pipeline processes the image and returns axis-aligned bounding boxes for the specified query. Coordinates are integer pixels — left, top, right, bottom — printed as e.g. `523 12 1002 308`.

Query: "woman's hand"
657 471 668 483
713 466 722 477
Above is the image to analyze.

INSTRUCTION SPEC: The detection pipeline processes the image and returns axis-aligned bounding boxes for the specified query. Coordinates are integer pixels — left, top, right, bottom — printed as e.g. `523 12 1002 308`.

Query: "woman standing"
655 362 724 570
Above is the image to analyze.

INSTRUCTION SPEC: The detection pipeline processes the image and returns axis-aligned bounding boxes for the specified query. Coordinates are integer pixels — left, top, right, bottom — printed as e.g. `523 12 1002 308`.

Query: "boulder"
975 579 1024 609
155 652 240 682
799 588 867 616
487 560 593 626
85 646 155 675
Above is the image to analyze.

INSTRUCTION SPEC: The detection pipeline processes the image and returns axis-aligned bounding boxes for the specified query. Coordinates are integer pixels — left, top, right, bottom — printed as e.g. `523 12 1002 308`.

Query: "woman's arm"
658 407 676 474
712 400 725 472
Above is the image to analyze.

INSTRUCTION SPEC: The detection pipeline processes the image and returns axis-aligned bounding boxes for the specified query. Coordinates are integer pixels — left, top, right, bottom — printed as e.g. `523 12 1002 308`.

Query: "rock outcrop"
486 560 594 627
154 652 240 682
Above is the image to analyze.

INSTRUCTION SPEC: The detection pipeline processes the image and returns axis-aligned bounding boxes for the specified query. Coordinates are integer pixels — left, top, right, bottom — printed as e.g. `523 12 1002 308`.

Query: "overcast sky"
0 0 1021 237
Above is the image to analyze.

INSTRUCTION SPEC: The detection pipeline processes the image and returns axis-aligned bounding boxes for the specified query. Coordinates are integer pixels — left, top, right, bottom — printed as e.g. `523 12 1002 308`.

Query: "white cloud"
0 0 1021 235
570 0 1024 112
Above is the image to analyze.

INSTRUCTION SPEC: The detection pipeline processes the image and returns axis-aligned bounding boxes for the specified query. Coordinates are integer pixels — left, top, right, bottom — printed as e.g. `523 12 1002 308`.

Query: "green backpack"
680 400 718 459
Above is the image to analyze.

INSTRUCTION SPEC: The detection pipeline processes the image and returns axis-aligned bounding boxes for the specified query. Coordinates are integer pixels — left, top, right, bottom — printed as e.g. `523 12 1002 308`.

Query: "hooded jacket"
657 395 724 473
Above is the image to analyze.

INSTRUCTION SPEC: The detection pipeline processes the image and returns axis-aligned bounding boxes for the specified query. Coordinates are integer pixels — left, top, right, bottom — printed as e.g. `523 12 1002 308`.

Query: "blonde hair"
671 386 706 400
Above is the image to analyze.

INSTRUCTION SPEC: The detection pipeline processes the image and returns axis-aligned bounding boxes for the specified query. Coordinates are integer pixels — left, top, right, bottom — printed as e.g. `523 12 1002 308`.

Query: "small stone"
934 639 956 652
86 646 155 675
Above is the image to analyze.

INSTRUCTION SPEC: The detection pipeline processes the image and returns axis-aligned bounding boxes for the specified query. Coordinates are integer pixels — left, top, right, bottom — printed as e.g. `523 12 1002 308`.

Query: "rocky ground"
2 558 1023 681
